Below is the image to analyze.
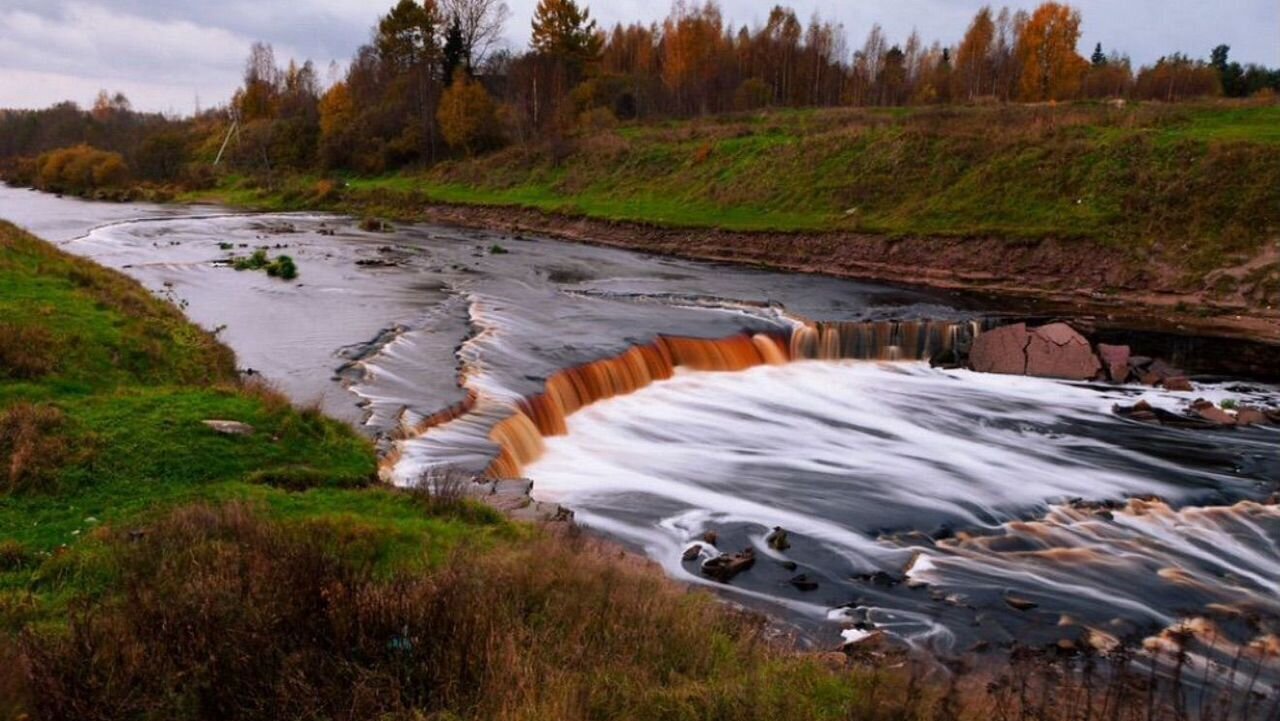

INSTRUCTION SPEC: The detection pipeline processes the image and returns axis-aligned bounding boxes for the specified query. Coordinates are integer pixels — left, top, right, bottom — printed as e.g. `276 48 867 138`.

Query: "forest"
1 0 1278 194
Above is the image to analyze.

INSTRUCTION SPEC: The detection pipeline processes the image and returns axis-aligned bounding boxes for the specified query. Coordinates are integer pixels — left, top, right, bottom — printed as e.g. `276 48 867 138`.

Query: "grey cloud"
1 0 1276 113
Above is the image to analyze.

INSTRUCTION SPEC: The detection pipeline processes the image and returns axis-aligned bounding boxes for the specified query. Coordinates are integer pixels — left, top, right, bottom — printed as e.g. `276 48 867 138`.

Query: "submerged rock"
765 526 790 551
1162 376 1194 392
1004 595 1039 611
701 547 756 583
788 574 819 592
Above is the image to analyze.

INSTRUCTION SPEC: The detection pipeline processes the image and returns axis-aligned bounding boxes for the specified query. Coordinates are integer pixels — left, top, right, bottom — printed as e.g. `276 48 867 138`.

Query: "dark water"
3 186 1277 691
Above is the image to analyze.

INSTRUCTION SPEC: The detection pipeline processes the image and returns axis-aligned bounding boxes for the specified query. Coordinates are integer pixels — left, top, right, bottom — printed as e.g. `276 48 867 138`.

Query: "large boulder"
1097 344 1131 383
969 323 1030 375
1025 323 1102 380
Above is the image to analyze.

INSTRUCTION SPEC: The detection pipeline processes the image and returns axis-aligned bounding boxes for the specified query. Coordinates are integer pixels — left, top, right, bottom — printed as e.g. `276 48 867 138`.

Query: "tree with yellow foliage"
438 72 500 155
952 7 995 101
1015 2 1087 102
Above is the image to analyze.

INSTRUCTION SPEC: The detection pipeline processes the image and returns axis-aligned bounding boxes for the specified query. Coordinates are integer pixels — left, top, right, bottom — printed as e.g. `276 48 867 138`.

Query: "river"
3 185 1277 686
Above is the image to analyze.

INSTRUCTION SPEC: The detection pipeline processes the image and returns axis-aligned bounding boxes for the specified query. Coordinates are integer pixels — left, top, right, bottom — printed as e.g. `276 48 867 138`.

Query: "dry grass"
0 403 70 495
0 323 57 380
3 501 1276 721
2 502 924 721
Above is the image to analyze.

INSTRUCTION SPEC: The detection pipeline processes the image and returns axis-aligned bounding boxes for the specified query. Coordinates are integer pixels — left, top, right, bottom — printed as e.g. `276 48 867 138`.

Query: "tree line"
1 0 1278 188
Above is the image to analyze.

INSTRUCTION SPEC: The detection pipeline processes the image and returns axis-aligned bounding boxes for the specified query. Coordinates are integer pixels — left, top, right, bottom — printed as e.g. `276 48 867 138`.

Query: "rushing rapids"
3 186 1277 689
479 321 985 478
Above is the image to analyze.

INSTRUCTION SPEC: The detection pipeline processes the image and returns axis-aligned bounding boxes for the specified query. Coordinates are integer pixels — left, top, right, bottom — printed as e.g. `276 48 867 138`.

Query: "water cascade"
482 320 984 478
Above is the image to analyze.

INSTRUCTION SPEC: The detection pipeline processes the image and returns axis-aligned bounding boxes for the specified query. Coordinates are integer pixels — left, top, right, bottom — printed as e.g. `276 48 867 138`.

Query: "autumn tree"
1015 2 1087 101
438 72 500 154
235 43 282 121
661 2 729 114
375 0 444 163
952 7 995 101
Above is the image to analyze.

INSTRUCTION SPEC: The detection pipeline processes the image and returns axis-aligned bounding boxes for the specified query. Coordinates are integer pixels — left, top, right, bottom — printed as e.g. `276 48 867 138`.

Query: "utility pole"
214 110 241 166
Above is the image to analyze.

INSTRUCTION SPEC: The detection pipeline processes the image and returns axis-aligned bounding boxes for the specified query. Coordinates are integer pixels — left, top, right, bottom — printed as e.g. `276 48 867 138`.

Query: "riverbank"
170 102 1280 344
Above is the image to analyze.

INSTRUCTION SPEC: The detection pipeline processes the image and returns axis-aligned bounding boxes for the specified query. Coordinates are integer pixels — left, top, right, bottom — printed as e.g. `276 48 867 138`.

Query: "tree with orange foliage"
661 2 728 114
438 71 500 154
1015 2 1087 101
952 7 995 101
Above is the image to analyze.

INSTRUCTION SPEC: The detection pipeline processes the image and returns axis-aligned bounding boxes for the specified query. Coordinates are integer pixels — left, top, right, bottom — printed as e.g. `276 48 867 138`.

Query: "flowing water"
3 186 1277 688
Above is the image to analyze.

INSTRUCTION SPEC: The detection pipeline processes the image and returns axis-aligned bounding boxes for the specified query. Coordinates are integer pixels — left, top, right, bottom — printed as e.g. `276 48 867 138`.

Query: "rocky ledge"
956 320 1278 429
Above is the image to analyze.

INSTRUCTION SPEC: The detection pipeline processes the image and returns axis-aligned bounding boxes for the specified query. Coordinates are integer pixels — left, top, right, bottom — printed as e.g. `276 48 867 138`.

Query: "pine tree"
1091 42 1107 67
530 0 601 67
443 14 468 81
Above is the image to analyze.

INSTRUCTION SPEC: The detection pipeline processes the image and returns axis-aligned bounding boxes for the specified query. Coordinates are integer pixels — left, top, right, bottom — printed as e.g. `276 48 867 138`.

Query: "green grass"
292 101 1280 274
0 220 512 630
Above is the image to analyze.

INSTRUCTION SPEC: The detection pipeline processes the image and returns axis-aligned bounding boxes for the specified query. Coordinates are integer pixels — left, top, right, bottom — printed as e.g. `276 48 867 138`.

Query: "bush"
438 73 502 155
245 465 369 491
0 403 69 495
33 145 130 196
265 255 298 280
232 250 298 280
0 539 31 571
0 323 58 379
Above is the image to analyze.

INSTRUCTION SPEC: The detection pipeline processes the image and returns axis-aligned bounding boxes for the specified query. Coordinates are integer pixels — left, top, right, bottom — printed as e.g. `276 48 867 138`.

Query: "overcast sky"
1 0 1276 114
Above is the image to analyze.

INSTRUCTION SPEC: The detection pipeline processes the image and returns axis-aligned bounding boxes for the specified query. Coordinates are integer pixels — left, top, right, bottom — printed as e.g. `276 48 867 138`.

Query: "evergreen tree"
443 14 468 81
1091 42 1107 67
530 0 601 68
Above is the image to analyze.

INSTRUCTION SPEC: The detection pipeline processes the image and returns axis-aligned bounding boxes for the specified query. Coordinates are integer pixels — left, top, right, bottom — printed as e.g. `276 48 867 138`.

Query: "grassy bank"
188 101 1280 277
0 220 936 720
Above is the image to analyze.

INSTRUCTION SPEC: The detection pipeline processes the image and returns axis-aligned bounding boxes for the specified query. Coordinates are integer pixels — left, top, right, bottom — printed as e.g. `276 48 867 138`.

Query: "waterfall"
482 319 986 478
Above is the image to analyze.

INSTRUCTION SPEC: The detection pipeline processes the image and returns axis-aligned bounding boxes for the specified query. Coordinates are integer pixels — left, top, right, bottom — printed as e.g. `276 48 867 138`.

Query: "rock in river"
1025 323 1101 380
969 323 1029 375
701 547 756 583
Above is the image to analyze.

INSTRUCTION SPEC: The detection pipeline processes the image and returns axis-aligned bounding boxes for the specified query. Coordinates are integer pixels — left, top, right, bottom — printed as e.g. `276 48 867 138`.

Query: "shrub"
265 255 297 280
734 77 772 111
439 72 502 156
0 323 58 379
359 217 392 233
232 249 270 271
245 465 369 491
33 145 130 196
0 403 69 495
312 179 341 203
232 250 297 280
0 539 31 571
